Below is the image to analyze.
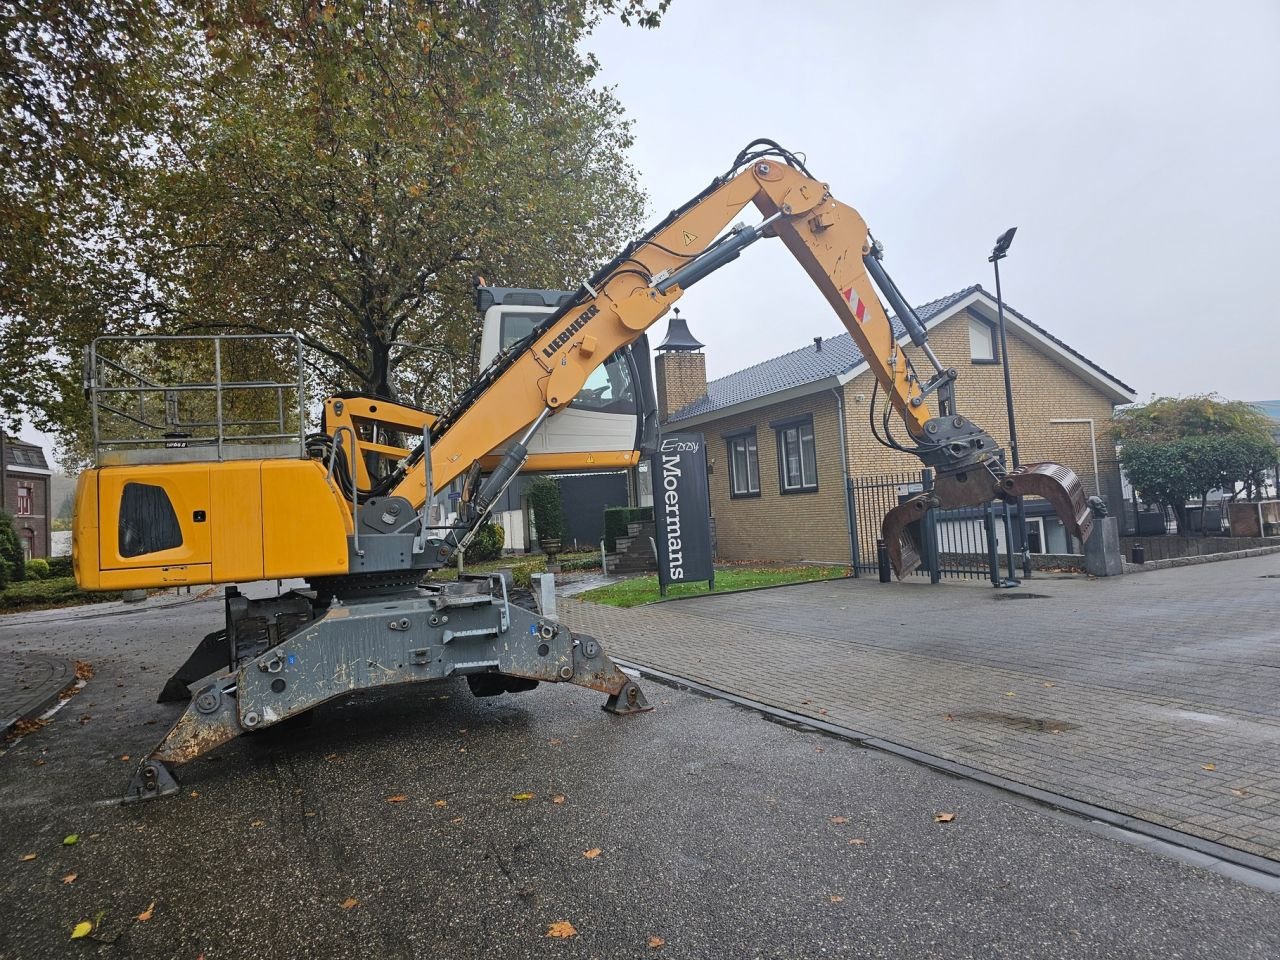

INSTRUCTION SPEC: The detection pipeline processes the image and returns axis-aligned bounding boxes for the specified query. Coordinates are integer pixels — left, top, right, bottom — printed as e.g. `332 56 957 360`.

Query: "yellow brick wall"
686 310 1121 565
697 392 852 565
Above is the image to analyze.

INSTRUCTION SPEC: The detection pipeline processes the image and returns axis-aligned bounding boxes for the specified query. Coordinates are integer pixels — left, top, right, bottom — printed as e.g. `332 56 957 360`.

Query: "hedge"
603 506 654 553
467 522 505 563
0 577 122 612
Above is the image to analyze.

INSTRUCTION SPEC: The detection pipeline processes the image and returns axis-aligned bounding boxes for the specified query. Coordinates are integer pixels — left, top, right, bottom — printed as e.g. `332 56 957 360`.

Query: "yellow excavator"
74 140 1092 800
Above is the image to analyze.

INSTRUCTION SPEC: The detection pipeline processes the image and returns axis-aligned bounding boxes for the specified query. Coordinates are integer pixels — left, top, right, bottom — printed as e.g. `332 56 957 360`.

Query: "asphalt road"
0 596 1277 959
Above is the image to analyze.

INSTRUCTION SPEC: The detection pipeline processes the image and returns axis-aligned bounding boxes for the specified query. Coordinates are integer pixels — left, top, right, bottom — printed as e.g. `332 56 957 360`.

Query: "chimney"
653 307 707 423
813 336 823 352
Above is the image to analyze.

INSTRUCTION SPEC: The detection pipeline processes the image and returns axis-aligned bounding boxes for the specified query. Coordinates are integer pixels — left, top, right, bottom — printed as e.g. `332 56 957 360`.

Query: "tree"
2 0 667 463
1113 396 1278 534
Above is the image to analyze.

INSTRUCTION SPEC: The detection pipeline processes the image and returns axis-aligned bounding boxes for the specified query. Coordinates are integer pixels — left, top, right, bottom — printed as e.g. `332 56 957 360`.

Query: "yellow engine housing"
74 458 353 591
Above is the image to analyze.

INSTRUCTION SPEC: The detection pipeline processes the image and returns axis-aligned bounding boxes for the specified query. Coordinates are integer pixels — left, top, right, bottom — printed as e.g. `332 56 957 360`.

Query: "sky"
584 0 1280 396
16 0 1280 462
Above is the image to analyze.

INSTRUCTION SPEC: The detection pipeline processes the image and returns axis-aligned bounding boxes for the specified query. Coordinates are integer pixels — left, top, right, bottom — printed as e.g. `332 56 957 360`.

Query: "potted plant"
527 476 566 566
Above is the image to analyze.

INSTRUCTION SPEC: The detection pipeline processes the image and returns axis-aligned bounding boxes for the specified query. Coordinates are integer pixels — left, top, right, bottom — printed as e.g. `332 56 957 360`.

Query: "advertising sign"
650 432 714 591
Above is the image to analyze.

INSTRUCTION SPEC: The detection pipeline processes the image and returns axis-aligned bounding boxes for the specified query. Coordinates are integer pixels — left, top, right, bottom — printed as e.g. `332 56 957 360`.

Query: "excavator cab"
475 284 659 472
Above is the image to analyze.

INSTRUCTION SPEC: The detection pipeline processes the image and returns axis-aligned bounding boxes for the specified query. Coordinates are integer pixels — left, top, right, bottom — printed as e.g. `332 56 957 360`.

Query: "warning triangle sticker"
682 230 697 247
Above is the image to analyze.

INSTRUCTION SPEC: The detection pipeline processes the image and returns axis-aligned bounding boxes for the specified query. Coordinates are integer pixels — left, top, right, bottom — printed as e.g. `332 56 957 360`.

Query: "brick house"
2 437 52 560
653 285 1136 564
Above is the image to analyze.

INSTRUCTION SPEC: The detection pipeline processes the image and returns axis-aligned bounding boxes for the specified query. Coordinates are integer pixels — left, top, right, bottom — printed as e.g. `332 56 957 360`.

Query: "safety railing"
86 334 308 465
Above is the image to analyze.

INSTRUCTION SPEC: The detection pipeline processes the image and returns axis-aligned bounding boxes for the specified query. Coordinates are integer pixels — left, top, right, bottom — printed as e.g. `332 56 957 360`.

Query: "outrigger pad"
157 628 228 703
602 679 651 715
123 760 180 804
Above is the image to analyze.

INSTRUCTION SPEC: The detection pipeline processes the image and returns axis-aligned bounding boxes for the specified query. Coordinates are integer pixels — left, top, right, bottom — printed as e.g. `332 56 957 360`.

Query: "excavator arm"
390 141 1091 573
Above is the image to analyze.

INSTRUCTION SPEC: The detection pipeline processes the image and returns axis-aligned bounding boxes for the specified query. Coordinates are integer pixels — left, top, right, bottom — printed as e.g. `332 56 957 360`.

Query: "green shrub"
24 558 50 580
603 506 654 553
46 555 74 578
559 555 602 573
0 576 122 611
0 513 24 583
467 522 505 563
526 477 565 545
511 561 540 589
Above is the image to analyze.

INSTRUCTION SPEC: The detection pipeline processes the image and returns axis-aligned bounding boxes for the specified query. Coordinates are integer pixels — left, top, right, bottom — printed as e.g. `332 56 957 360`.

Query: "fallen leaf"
830 895 844 903
512 792 535 801
583 848 602 859
118 754 130 761
548 738 562 746
1230 788 1248 798
552 794 566 804
324 753 338 761
63 834 78 846
647 935 665 949
250 820 264 828
434 799 447 808
62 873 77 884
814 747 825 753
1005 692 1016 698
34 759 45 766
800 699 812 705
340 897 359 910
818 708 828 715
1042 682 1056 688
190 791 199 798
305 811 316 817
848 838 867 846
70 921 92 940
1202 763 1217 772
944 713 955 721
934 812 956 823
829 816 848 825
451 817 463 824
137 902 155 922
385 795 408 803
546 921 577 938
19 853 36 862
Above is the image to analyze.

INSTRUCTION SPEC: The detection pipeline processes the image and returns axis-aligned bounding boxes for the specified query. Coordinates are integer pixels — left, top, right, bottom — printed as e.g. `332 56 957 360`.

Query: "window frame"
16 483 32 516
968 314 1000 365
723 428 761 499
771 415 819 495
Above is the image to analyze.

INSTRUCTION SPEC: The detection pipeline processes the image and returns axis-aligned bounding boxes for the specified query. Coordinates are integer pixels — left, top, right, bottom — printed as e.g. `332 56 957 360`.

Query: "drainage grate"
993 592 1051 600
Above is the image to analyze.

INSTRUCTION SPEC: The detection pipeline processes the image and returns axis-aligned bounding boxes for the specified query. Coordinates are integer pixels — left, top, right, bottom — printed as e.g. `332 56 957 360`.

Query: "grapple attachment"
881 460 1094 579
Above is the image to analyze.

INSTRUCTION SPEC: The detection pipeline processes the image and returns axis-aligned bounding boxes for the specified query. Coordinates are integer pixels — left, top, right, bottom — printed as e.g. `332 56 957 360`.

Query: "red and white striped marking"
841 286 868 323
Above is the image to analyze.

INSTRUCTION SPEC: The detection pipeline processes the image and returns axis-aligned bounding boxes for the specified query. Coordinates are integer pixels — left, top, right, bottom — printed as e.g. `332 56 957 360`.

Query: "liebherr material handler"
74 140 1093 800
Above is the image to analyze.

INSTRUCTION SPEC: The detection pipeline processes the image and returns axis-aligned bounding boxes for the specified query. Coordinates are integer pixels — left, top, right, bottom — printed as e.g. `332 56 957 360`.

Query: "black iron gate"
849 469 1000 583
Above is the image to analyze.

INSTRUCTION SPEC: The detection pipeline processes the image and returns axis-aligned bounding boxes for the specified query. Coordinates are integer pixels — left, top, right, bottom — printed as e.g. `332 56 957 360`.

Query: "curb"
1123 544 1280 573
0 655 75 738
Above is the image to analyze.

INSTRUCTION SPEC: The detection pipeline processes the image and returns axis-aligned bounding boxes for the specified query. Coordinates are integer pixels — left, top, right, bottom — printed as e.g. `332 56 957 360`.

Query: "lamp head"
990 226 1017 262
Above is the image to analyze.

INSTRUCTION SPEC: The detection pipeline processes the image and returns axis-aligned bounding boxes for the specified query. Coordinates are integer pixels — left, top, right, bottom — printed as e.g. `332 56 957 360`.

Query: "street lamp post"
989 227 1031 579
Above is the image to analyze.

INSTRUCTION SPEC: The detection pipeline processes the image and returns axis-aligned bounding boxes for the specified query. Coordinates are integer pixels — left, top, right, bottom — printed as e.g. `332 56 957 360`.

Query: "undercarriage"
127 574 648 802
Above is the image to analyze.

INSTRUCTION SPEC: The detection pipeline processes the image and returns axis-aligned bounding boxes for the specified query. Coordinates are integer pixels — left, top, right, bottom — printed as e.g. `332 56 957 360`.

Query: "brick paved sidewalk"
561 552 1280 861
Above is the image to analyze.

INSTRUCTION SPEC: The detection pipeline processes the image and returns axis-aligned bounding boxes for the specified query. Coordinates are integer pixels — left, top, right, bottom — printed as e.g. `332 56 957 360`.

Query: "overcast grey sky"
16 1 1279 458
586 0 1280 398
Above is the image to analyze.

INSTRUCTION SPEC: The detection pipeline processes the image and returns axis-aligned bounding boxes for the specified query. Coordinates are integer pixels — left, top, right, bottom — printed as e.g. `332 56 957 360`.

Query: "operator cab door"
97 463 212 582
477 290 656 463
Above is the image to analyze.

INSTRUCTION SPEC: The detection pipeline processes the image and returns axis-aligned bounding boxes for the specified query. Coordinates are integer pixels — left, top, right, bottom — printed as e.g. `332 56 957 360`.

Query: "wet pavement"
562 552 1280 864
1 590 1278 959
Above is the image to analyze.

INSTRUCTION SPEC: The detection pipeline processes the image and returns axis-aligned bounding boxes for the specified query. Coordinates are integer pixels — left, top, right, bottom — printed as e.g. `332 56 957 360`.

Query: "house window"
20 530 34 562
725 431 760 498
16 484 32 516
774 417 818 494
969 316 998 363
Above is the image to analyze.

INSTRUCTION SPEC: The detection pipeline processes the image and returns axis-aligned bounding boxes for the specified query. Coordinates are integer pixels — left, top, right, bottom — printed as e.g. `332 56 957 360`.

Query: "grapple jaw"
999 462 1094 546
881 459 1094 579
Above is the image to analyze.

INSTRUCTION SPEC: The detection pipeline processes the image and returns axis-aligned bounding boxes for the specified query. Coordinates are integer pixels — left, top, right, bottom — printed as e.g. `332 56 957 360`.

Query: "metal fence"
849 469 1000 583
